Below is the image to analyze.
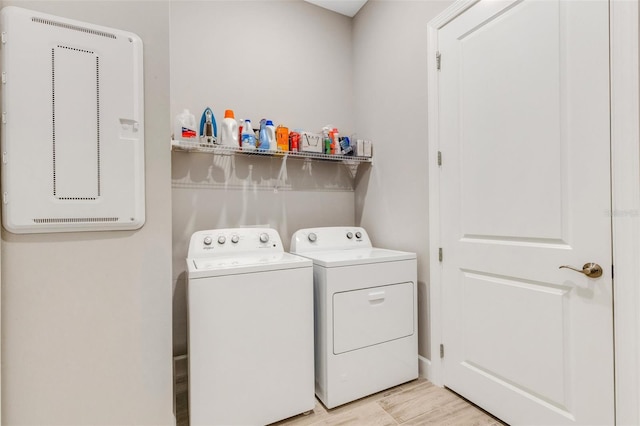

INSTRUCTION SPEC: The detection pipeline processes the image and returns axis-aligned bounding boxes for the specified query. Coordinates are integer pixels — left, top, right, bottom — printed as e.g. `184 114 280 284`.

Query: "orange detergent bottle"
276 125 289 151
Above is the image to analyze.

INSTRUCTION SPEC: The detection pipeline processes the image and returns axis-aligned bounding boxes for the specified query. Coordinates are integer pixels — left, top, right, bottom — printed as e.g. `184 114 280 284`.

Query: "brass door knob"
559 263 603 278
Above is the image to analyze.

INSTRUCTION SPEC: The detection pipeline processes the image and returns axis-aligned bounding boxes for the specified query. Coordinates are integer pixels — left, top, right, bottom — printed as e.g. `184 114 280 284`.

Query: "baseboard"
175 354 432 389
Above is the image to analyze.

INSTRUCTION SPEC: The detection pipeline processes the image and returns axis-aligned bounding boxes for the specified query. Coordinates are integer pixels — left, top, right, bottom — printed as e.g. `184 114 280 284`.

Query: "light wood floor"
175 377 506 425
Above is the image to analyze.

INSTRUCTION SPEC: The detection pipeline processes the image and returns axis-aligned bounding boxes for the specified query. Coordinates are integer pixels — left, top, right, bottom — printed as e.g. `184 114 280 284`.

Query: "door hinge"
440 344 445 358
437 151 442 166
436 51 441 71
438 247 443 262
612 264 614 279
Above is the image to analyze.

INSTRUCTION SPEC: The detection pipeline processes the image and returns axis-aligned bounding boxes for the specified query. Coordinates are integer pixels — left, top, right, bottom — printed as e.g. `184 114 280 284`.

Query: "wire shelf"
170 139 373 164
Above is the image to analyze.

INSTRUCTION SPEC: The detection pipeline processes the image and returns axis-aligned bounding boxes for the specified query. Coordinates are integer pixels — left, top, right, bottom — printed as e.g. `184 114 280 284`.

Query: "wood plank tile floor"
175 377 507 425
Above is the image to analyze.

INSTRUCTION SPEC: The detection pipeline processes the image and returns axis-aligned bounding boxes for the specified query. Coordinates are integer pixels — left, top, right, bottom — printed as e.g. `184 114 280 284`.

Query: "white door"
437 0 613 424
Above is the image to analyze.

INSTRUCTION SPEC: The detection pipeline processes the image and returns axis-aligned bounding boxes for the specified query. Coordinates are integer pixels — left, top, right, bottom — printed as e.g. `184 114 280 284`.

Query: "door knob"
559 263 603 278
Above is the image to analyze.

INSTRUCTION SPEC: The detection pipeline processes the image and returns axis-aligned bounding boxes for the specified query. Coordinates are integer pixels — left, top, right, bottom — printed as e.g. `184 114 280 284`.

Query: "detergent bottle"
258 119 269 151
276 125 289 151
241 119 256 150
220 109 239 147
266 120 277 152
174 109 197 142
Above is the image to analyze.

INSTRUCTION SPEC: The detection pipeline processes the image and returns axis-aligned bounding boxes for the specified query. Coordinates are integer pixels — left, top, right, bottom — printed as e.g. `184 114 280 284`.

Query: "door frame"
426 0 640 424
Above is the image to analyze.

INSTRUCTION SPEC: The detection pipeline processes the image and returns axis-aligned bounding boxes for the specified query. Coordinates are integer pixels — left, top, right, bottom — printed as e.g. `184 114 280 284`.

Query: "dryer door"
333 282 414 354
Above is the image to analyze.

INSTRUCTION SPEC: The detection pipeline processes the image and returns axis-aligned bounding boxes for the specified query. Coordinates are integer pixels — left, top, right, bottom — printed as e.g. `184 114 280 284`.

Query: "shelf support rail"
274 152 289 192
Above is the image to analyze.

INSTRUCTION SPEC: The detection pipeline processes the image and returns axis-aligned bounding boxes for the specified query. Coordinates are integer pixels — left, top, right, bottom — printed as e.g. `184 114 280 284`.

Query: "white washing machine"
290 226 418 409
187 228 315 426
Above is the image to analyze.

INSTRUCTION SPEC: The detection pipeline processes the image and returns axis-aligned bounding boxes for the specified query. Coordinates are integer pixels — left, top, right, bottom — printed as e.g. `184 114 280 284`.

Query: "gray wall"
1 1 174 424
170 0 357 355
352 0 453 361
0 1 456 422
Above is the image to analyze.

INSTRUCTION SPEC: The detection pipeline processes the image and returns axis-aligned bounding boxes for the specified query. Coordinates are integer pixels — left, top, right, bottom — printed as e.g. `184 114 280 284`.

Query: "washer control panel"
188 228 283 259
290 226 372 253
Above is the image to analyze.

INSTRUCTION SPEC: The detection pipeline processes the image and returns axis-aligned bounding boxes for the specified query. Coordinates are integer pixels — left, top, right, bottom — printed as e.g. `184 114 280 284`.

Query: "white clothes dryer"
187 228 314 426
290 226 418 409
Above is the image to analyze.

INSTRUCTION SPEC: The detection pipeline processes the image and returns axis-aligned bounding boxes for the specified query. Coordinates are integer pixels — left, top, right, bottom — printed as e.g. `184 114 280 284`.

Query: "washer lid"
187 252 312 278
296 247 416 268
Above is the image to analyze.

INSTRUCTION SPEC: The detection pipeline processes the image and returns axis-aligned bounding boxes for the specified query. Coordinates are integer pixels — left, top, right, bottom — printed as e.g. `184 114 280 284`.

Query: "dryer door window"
333 282 414 354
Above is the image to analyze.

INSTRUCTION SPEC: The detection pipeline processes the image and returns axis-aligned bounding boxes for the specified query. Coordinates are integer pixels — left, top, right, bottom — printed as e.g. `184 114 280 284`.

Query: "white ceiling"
303 0 369 17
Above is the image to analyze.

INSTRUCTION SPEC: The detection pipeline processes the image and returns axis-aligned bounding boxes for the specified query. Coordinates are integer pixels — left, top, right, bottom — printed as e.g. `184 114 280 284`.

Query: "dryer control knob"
231 235 239 244
346 232 353 239
218 236 226 244
203 236 212 246
308 232 317 242
355 231 362 239
260 233 269 243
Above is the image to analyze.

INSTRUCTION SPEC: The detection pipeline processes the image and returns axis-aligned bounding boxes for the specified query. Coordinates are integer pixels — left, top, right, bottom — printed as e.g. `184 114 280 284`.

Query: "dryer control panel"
188 228 284 259
290 226 372 253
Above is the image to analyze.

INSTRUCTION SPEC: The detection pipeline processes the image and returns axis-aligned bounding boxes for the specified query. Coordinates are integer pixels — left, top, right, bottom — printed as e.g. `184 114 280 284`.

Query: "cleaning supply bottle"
258 119 269 151
322 126 331 155
289 131 300 152
276 125 289 151
241 119 256 150
332 128 340 154
220 109 239 147
266 120 277 152
199 107 217 145
340 136 353 156
175 109 197 142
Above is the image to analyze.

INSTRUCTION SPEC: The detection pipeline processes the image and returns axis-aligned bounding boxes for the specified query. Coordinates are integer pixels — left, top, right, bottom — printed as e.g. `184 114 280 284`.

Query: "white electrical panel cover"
0 6 145 233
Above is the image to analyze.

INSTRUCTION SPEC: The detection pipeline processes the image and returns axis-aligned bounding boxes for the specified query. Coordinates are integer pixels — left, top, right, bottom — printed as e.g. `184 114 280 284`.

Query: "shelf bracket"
274 152 289 192
342 160 360 179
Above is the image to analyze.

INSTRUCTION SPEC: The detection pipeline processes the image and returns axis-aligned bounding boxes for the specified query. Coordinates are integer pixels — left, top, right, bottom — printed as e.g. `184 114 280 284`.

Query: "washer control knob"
203 236 213 246
308 232 317 242
217 236 226 244
355 231 362 239
231 234 239 244
260 233 269 243
346 232 353 239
